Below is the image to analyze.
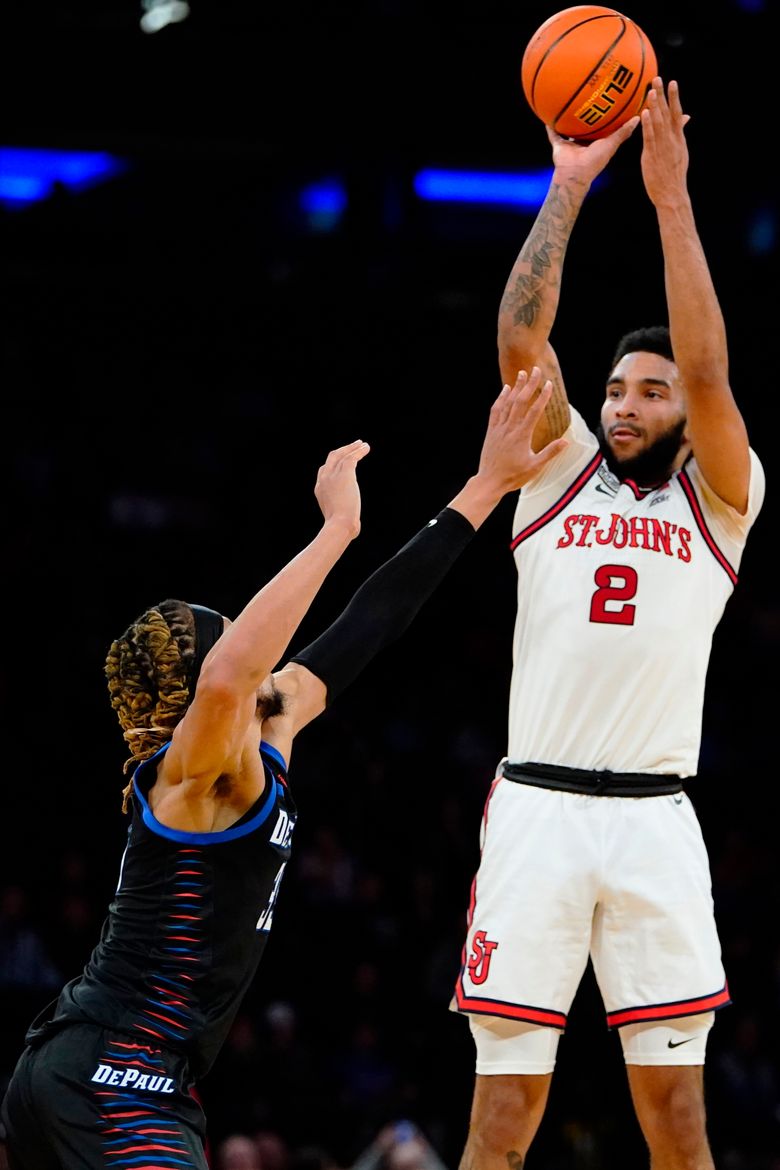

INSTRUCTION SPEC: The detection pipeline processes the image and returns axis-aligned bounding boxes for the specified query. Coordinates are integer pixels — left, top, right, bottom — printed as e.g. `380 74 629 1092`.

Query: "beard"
255 680 286 721
596 416 687 487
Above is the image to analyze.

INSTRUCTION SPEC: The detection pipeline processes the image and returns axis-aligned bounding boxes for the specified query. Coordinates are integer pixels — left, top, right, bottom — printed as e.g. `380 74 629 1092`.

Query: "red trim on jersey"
107 1145 187 1156
678 470 738 586
623 477 669 500
109 1041 160 1052
453 981 567 1030
510 453 603 550
136 1025 166 1039
606 984 731 1029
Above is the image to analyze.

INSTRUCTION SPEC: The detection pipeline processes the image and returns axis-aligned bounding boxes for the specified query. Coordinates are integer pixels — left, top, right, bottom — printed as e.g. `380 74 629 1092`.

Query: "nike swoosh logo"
595 483 614 495
667 1037 697 1048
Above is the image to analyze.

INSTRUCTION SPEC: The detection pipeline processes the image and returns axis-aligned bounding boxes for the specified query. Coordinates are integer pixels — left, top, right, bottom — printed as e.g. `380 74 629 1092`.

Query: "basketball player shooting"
451 79 765 1169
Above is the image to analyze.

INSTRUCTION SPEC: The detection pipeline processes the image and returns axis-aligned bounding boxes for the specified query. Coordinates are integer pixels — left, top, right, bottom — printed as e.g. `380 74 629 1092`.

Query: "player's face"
600 351 687 467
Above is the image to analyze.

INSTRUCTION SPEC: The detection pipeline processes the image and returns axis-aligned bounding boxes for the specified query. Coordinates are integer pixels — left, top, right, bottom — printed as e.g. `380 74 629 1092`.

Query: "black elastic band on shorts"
502 761 683 797
289 506 476 704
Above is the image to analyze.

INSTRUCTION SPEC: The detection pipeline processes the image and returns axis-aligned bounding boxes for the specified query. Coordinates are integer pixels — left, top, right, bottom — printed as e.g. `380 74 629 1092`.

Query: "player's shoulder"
517 405 598 500
564 404 596 441
510 407 601 538
682 448 765 544
684 448 765 515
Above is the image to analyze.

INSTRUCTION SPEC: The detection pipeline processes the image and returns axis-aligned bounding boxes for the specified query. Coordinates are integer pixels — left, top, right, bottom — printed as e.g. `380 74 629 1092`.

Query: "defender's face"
600 351 687 463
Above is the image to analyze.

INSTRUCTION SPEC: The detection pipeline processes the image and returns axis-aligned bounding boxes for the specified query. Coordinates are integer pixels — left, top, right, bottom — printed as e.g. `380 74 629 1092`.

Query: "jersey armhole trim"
135 769 280 844
510 453 602 551
678 471 738 586
260 740 288 772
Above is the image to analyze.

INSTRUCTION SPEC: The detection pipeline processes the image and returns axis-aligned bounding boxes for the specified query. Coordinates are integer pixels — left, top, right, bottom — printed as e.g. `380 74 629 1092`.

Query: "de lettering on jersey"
91 1064 175 1092
557 513 692 560
269 807 294 850
255 807 297 934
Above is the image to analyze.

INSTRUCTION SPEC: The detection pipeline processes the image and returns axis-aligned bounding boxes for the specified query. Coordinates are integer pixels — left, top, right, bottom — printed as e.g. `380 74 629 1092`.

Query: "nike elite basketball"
521 5 657 141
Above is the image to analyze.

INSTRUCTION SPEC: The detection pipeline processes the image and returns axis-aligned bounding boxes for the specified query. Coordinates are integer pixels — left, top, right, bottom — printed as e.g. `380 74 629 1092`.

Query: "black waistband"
501 761 684 797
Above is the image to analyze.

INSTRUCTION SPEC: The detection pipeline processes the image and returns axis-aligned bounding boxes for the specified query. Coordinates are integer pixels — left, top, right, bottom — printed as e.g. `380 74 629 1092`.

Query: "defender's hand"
315 440 370 538
477 367 569 494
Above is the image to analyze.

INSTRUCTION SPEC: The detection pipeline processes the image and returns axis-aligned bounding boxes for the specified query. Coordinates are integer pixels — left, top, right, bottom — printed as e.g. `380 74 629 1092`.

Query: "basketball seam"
552 20 627 127
527 14 623 110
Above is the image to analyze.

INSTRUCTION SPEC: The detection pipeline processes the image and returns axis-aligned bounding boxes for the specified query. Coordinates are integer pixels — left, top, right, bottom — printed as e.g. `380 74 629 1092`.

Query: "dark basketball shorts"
1 1022 208 1170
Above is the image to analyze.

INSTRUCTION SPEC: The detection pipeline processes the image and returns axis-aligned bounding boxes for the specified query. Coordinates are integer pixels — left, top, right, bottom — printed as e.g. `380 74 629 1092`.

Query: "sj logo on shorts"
91 1064 175 1093
467 930 499 985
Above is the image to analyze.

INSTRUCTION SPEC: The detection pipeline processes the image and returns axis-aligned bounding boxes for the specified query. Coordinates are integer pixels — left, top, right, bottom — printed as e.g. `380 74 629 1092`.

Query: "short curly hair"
609 326 674 376
105 599 196 812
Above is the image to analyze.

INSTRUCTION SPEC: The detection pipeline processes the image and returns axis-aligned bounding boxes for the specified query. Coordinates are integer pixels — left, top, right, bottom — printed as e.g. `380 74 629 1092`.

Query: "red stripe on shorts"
606 984 731 1029
454 981 567 1029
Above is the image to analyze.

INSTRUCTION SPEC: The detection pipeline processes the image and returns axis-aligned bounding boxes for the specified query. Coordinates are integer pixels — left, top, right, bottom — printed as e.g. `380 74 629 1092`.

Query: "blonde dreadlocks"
105 599 195 812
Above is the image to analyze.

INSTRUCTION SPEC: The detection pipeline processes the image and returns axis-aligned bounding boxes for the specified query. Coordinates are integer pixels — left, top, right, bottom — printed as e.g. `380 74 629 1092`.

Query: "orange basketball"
521 5 657 141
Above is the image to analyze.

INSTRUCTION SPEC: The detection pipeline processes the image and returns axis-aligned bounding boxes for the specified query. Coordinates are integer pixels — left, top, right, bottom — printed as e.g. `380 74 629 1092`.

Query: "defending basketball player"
451 79 765 1169
1 371 565 1170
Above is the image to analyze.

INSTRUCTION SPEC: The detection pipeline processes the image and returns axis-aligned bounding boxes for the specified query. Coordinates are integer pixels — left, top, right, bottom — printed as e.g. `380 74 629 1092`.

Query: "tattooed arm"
497 172 586 446
498 118 641 448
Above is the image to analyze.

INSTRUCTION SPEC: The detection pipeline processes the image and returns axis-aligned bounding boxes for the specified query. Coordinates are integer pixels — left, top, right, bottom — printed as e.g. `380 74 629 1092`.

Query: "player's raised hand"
477 366 569 494
315 439 370 538
546 114 640 184
640 77 690 206
447 368 569 528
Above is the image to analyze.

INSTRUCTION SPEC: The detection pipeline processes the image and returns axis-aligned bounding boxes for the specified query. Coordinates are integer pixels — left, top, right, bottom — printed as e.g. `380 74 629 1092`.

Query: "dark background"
1 2 777 1167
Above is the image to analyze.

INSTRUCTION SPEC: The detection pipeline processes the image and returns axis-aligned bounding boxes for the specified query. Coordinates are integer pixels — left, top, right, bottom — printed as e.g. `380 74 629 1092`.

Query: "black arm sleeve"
289 506 476 703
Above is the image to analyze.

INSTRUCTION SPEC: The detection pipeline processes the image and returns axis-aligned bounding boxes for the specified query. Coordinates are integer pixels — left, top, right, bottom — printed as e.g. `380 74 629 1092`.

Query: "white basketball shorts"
451 774 730 1034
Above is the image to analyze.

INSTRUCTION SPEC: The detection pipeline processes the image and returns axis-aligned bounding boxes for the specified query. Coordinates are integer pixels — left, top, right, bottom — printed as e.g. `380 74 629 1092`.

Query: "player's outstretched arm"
169 441 369 789
498 116 639 449
448 367 569 527
270 368 568 746
641 77 750 512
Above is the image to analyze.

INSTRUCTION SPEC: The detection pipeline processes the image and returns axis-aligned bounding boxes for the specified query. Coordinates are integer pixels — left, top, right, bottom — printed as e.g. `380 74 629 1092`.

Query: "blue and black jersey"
26 741 296 1079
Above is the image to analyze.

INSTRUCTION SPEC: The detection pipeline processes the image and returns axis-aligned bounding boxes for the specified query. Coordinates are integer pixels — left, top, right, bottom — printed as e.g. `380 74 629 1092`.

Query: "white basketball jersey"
508 407 765 776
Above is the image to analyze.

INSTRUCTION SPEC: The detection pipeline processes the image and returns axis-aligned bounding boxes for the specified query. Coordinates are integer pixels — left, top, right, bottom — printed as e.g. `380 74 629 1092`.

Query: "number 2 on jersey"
590 563 637 625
